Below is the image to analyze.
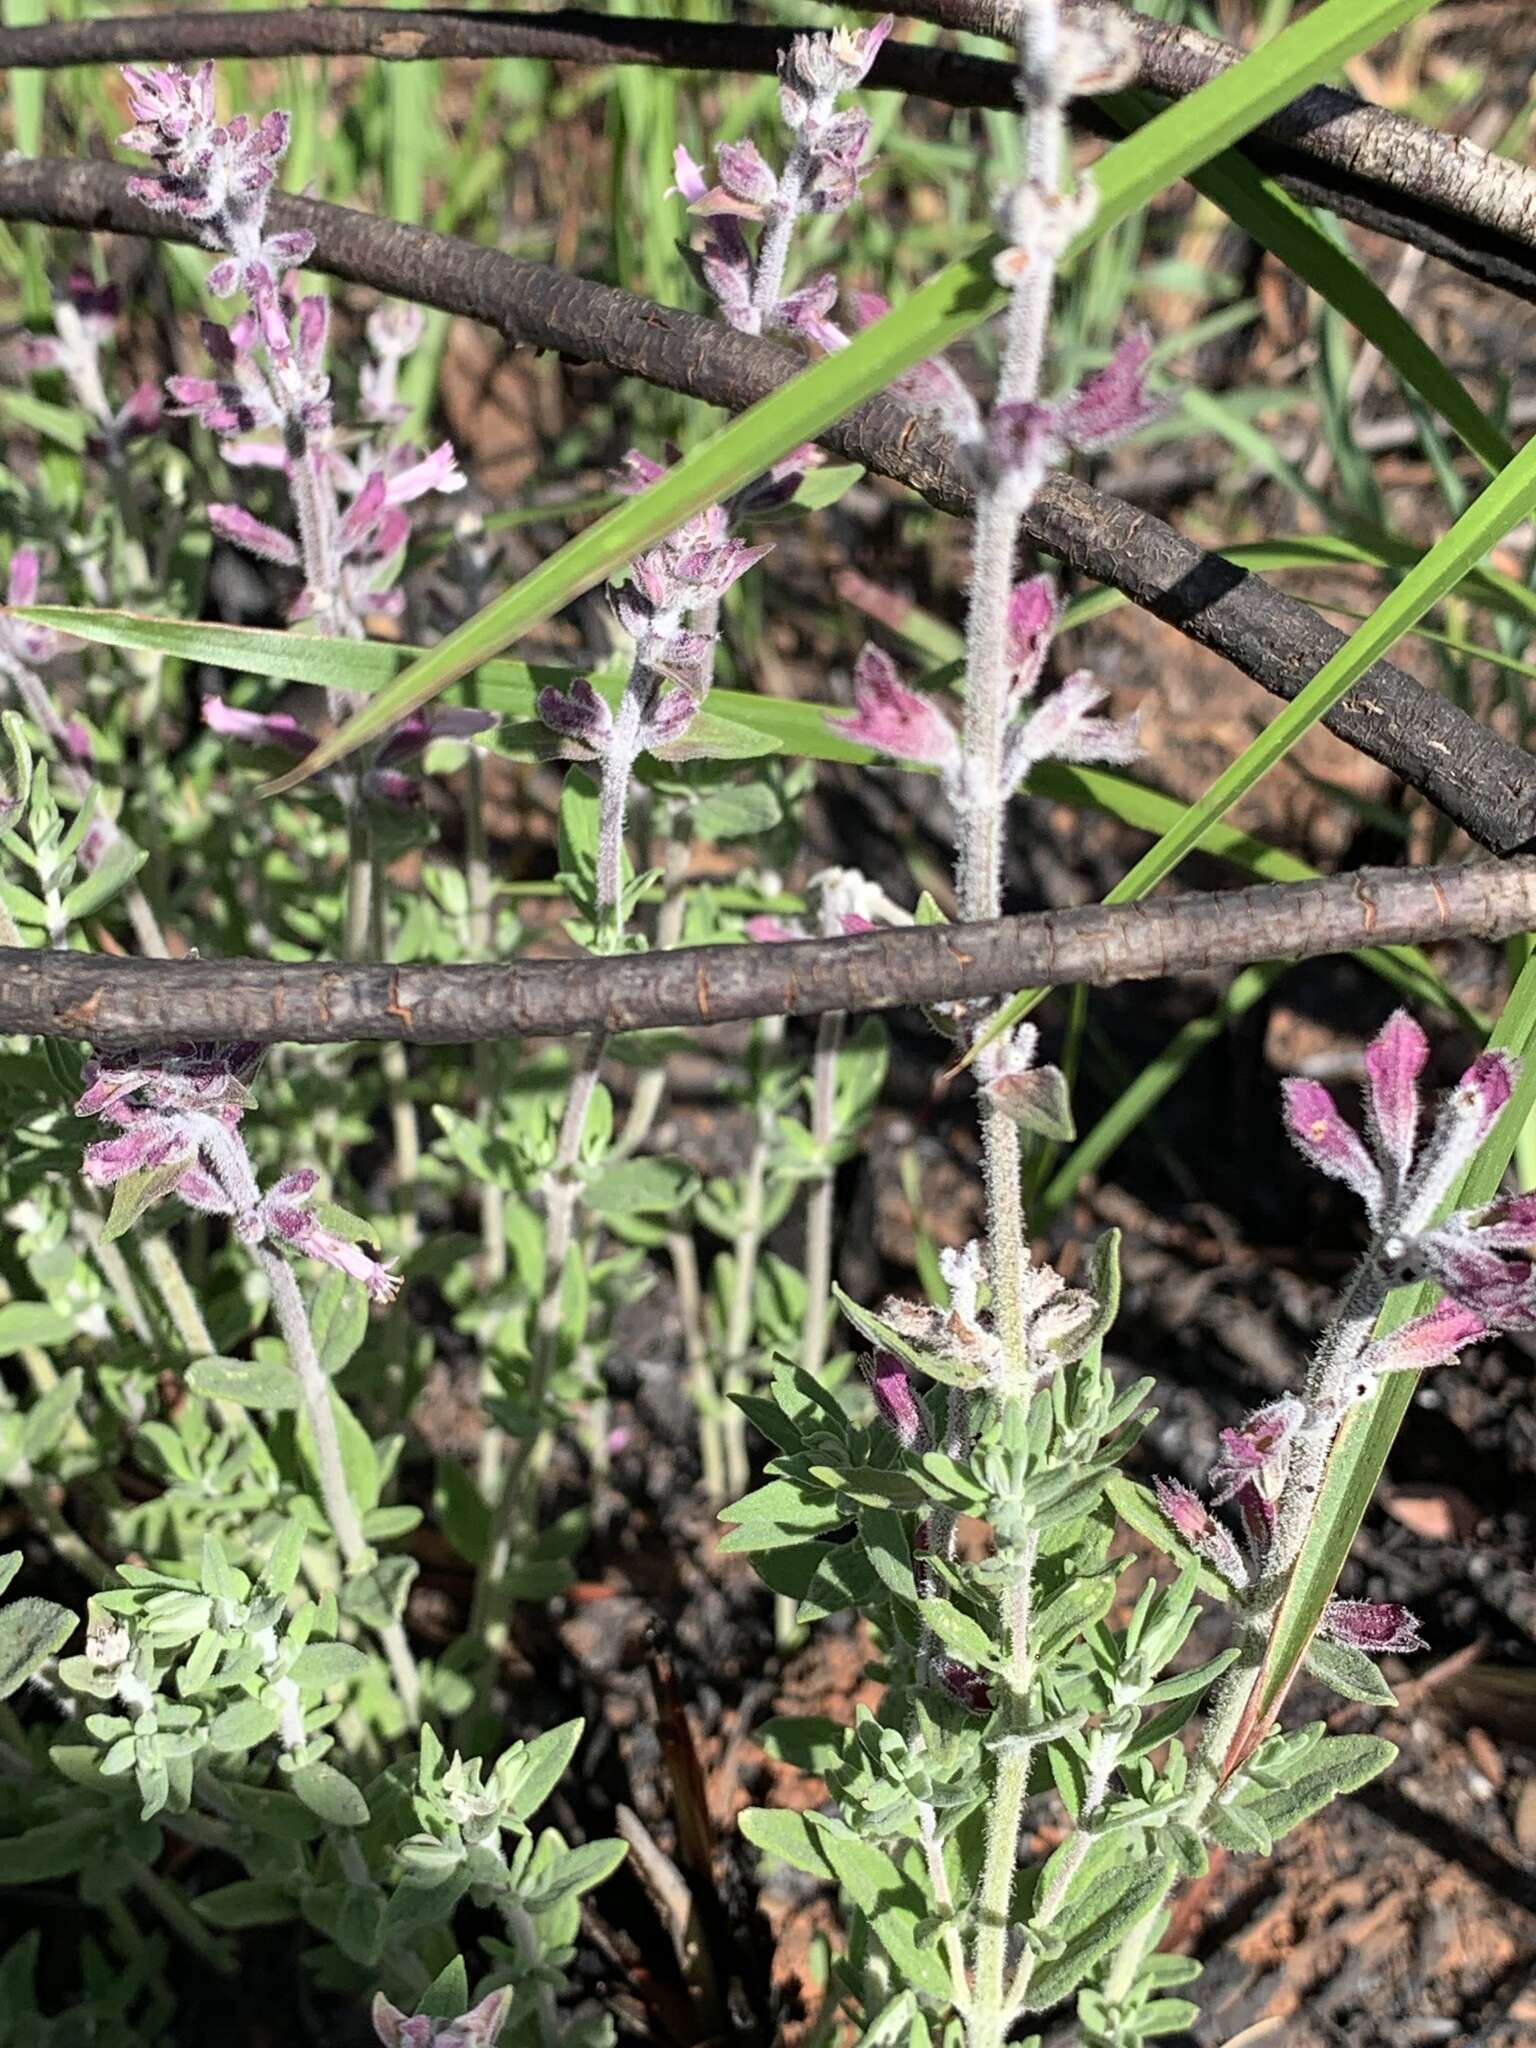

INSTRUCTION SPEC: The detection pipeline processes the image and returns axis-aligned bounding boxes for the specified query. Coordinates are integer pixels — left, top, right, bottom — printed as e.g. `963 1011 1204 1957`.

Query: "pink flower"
1207 1396 1305 1506
862 1348 930 1450
744 914 806 944
1358 1298 1486 1376
208 502 300 568
1004 670 1140 788
1281 1076 1384 1220
202 697 309 754
1055 329 1169 453
263 1173 401 1304
1320 1599 1426 1657
830 645 957 768
1152 1477 1248 1590
1363 1008 1428 1200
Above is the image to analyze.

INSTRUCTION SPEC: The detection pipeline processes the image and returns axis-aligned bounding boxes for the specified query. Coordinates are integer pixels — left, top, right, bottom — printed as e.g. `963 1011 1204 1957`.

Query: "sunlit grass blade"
22 602 1474 1022
264 0 1441 794
1244 947 1536 1742
970 423 1536 1065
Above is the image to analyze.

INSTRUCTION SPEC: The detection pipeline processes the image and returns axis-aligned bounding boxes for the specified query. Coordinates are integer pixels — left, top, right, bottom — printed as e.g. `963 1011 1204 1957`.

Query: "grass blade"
1104 92 1514 477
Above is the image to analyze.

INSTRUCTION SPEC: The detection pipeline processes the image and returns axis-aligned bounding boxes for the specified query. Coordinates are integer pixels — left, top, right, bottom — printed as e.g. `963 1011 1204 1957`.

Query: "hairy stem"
800 1009 844 1378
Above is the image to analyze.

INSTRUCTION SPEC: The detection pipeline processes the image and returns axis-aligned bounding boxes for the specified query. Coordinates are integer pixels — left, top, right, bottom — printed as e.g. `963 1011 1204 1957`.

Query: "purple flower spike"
1320 1599 1426 1657
862 1348 930 1450
1056 330 1169 454
537 679 614 755
1281 1077 1384 1220
830 645 958 768
1363 1008 1429 1195
1207 1395 1305 1506
1152 1477 1248 1591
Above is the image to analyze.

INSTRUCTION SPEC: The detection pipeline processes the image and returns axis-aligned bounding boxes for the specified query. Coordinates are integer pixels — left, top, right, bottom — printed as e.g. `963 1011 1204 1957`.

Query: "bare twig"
1 158 1533 853
1 861 1530 1047
4 7 1536 306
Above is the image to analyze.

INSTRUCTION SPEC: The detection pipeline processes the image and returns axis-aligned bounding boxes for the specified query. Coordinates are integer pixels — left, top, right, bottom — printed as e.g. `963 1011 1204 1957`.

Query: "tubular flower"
1283 1010 1532 1349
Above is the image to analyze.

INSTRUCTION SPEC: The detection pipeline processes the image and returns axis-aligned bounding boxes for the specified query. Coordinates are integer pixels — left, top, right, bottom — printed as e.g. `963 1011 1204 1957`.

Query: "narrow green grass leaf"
24 603 1470 1021
1104 93 1513 477
1249 947 1536 1735
264 0 1441 793
972 425 1536 1063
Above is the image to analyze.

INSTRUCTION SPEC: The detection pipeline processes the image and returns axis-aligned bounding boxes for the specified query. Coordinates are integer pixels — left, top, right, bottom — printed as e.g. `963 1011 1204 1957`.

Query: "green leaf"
716 1478 845 1552
18 1367 82 1463
0 1595 74 1699
237 0 1440 789
520 1836 628 1912
1232 1732 1396 1845
582 1156 699 1218
185 1356 300 1410
194 1880 299 1930
501 1719 585 1824
209 1697 281 1753
0 1301 73 1356
1022 1847 1173 2013
102 1152 193 1242
1304 1634 1398 1709
0 1814 106 1882
287 1641 370 1691
916 1595 996 1671
289 1760 370 1828
310 1269 369 1377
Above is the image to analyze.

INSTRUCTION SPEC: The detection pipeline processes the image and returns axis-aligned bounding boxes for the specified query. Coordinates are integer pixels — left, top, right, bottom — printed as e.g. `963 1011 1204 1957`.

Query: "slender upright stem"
956 8 1073 2038
722 1016 785 1497
800 1009 844 1378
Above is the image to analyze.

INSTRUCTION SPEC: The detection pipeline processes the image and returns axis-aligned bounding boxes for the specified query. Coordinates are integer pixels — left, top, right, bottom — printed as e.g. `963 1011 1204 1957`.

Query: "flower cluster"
1154 1419 1425 1656
675 18 892 336
77 1042 400 1302
121 66 463 636
1282 1010 1531 1349
538 452 772 768
1156 1009 1530 1659
832 569 1139 806
372 1992 509 2048
745 863 911 945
